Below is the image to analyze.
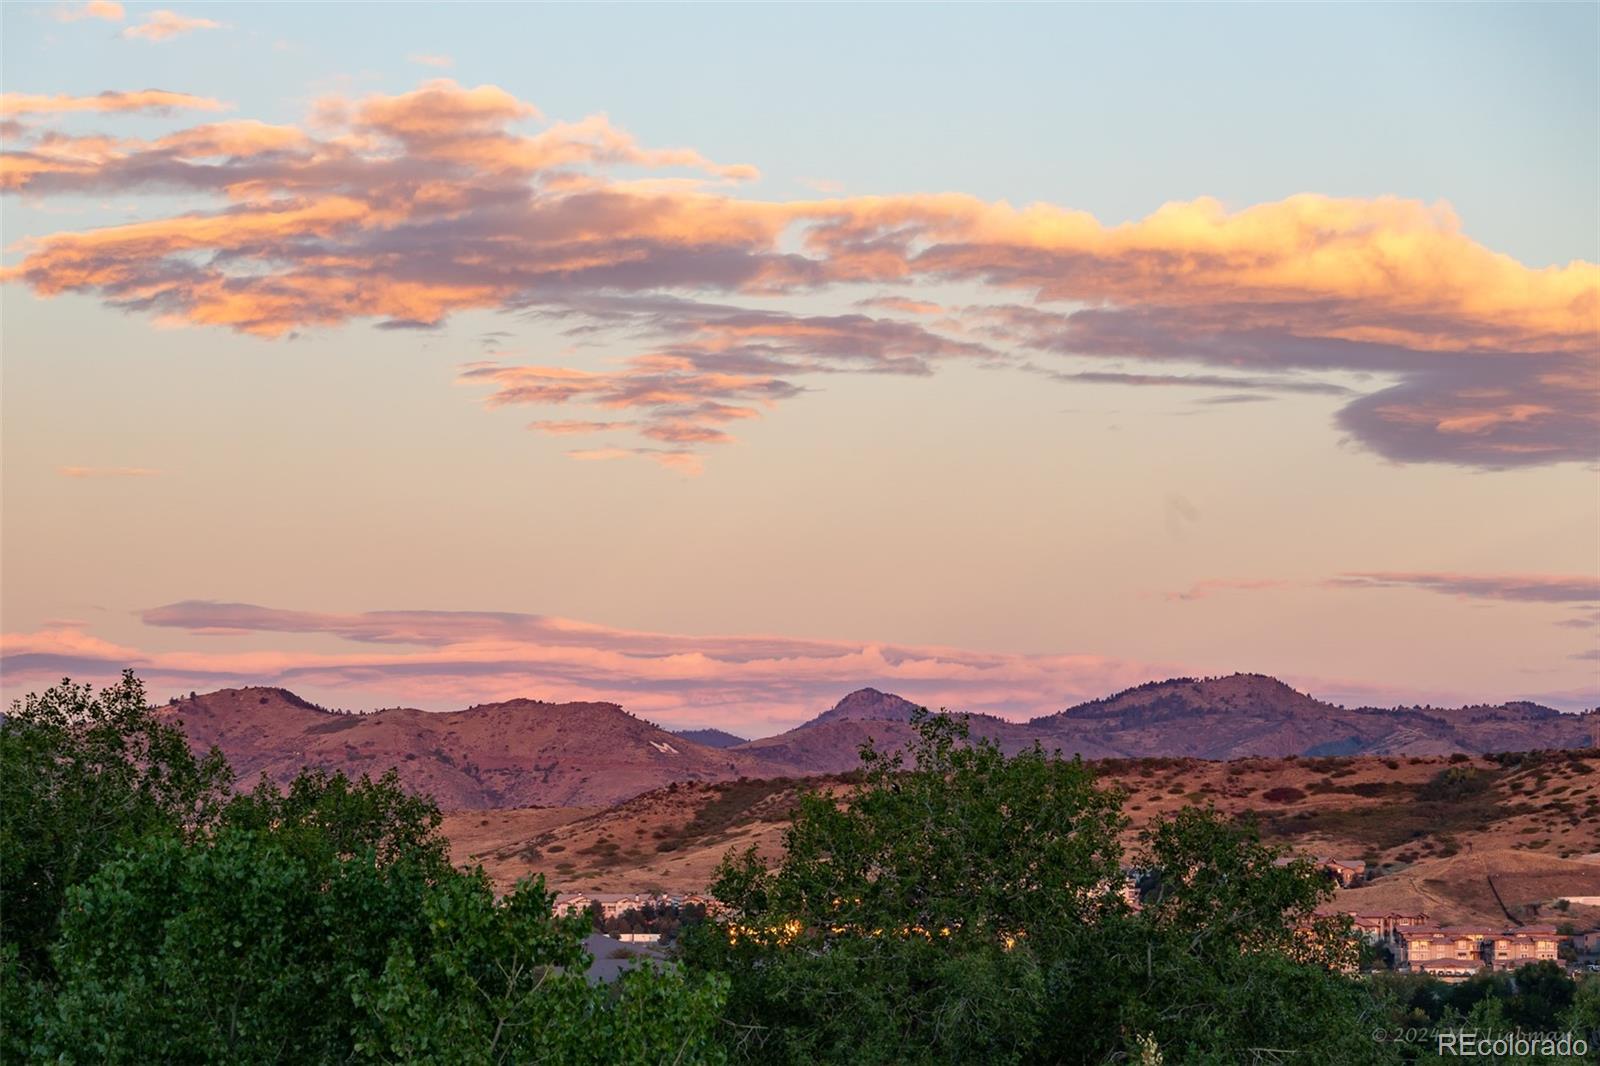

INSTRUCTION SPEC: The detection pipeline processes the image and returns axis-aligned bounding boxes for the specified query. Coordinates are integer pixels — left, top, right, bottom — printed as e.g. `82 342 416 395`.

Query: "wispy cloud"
1330 571 1600 604
0 89 227 116
528 419 635 436
854 295 944 316
2 78 1594 471
0 602 1195 730
1166 571 1600 608
54 1 124 23
408 53 454 69
565 445 703 475
1028 365 1352 397
4 600 1589 727
122 9 221 42
1166 578 1292 602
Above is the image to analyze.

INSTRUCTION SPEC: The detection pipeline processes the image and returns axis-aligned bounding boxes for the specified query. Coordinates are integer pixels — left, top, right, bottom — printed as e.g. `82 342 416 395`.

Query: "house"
1320 858 1367 888
1347 912 1428 944
681 892 725 917
1488 927 1562 969
553 893 591 916
1274 855 1368 888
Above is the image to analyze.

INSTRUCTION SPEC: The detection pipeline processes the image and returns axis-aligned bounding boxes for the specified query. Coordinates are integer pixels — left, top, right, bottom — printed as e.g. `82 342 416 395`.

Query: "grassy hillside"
442 749 1600 928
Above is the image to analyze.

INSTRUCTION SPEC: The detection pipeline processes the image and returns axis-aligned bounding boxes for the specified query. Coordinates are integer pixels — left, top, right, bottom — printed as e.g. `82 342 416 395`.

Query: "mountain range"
159 674 1598 809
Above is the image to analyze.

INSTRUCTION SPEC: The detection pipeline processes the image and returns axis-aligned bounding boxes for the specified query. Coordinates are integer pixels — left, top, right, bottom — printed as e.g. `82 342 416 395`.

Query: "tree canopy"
1 674 726 1065
4 676 1595 1064
685 711 1441 1065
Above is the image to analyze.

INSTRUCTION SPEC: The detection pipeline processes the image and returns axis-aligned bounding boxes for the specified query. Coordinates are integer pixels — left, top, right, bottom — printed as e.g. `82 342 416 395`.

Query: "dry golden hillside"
442 749 1600 928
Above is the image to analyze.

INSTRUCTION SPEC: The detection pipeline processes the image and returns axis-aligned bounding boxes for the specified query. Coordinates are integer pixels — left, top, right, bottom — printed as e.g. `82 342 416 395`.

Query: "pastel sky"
2 2 1597 734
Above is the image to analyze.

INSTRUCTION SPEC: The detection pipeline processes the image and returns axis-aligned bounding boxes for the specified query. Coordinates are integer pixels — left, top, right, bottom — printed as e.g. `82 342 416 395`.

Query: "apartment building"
1488 927 1562 970
1397 924 1567 981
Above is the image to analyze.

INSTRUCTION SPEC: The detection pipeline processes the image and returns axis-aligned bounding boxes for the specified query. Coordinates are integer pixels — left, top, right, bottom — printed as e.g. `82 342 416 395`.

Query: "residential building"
1274 854 1368 888
1347 912 1428 944
1397 924 1569 979
1488 927 1561 969
1409 957 1487 982
1320 858 1367 888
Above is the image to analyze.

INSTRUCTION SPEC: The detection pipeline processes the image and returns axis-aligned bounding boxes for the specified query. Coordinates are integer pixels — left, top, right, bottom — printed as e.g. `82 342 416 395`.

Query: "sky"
1 2 1596 735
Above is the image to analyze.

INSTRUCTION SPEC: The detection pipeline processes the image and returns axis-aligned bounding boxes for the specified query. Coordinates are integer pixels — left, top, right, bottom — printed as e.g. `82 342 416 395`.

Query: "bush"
1418 766 1491 802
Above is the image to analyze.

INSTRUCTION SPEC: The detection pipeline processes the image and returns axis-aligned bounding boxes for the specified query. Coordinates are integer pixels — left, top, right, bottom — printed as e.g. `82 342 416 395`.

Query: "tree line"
3 672 1595 1063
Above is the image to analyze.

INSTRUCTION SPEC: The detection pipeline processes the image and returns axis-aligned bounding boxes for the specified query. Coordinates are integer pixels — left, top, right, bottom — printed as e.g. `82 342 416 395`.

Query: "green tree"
354 871 726 1064
685 710 1126 1064
1048 808 1382 1063
1564 975 1600 1049
220 766 451 873
686 709 1391 1065
4 673 727 1064
40 829 727 1065
0 671 232 977
40 828 431 1062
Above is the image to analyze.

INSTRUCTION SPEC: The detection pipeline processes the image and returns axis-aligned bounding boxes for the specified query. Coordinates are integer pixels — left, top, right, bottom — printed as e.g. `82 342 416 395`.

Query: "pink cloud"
7 601 1590 730
0 601 1197 731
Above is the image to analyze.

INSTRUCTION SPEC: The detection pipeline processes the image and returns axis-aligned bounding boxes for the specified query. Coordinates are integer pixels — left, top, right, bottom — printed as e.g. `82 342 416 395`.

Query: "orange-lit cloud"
2 79 1595 470
462 355 796 467
0 89 227 116
855 295 944 315
528 419 635 436
809 195 1598 355
566 445 703 474
54 1 124 23
122 9 221 42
